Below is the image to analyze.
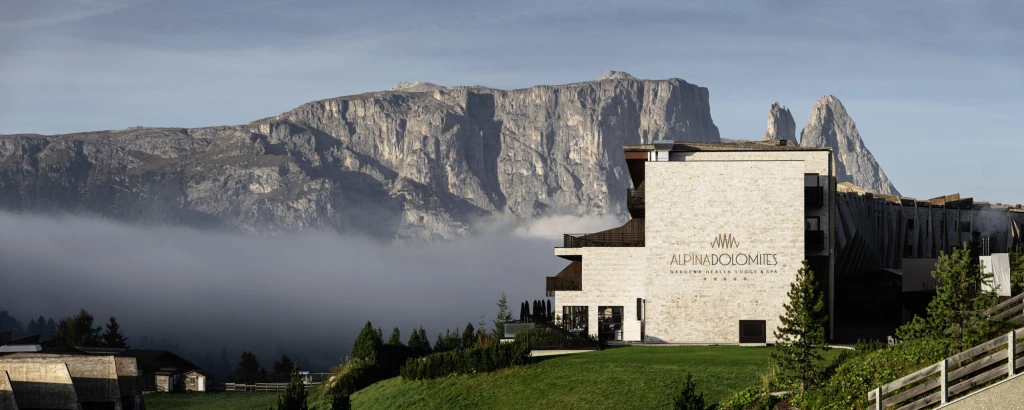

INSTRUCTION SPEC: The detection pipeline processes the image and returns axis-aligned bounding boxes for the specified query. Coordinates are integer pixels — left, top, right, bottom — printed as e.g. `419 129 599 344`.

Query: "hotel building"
546 140 1024 344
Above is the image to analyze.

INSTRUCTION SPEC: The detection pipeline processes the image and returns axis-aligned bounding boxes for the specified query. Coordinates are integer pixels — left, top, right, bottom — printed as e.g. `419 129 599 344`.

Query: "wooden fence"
985 293 1024 322
866 325 1024 409
223 381 324 392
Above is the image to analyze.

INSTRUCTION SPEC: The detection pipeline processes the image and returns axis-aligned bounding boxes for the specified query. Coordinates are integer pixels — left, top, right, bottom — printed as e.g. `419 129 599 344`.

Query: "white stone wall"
643 159 806 343
553 247 645 341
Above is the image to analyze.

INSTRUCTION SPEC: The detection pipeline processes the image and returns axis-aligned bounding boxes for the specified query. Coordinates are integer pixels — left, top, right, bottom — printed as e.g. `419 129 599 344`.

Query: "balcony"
805 186 824 208
546 261 582 297
805 230 825 252
563 233 645 248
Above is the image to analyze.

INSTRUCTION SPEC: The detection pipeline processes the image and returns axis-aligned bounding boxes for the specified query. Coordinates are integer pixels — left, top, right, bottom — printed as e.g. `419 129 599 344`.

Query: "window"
738 320 767 344
598 306 623 342
805 216 820 231
907 219 915 230
561 306 588 334
804 174 820 187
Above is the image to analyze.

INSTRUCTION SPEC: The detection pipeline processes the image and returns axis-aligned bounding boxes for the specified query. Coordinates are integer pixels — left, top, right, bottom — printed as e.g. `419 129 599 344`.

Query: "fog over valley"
0 211 620 370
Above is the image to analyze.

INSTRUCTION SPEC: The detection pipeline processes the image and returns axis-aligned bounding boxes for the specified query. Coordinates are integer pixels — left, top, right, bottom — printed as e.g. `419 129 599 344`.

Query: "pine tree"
547 299 552 321
351 321 383 362
461 323 475 348
771 261 828 392
417 326 430 353
54 309 102 347
236 351 261 382
493 293 513 338
272 354 294 376
275 364 308 410
898 245 998 351
387 327 403 346
672 373 710 410
43 318 57 341
101 316 129 348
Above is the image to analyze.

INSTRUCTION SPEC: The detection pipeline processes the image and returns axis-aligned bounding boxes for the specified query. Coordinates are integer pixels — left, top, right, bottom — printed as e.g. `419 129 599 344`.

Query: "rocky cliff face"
0 72 720 243
799 95 900 196
762 102 797 144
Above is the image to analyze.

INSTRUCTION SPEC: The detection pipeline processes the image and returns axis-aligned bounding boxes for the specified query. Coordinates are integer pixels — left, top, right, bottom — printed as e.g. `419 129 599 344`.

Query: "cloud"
0 211 608 369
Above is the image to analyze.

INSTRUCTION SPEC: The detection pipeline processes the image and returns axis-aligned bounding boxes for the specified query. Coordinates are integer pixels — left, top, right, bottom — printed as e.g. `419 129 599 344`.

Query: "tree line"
0 308 128 348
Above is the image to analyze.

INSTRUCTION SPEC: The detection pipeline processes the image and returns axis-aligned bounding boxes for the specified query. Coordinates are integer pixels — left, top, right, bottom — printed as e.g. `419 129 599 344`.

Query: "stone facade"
551 145 831 344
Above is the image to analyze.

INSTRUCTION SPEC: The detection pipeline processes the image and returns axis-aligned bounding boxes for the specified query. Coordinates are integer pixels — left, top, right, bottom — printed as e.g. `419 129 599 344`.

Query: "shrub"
720 386 775 410
672 373 711 410
275 364 308 410
797 338 949 409
400 341 530 381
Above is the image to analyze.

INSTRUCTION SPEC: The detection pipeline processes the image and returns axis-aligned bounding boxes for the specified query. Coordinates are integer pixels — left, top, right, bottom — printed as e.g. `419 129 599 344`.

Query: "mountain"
762 102 797 144
0 72 720 243
798 95 900 196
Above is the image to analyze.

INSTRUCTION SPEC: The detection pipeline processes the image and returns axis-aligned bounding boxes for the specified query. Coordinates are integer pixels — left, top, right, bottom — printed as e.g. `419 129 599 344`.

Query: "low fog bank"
0 211 620 370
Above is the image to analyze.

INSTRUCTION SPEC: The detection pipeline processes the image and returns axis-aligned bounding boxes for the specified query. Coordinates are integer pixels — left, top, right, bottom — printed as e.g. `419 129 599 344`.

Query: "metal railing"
546 277 582 297
563 233 644 248
867 326 1024 409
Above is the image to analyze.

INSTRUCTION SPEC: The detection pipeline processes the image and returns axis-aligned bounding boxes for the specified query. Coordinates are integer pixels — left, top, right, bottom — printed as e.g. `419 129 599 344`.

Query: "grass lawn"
145 392 285 410
352 345 843 410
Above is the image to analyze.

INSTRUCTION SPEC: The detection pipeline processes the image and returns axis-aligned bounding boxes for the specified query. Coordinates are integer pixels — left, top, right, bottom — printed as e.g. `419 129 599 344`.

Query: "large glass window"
598 306 623 342
561 306 588 334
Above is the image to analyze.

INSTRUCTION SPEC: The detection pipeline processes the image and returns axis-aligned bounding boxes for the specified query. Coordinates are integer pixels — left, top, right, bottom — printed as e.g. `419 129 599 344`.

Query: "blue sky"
1 0 1021 203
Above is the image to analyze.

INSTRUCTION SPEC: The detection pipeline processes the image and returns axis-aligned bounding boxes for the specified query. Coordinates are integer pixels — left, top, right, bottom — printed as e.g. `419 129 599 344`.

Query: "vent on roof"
777 139 789 146
652 140 674 151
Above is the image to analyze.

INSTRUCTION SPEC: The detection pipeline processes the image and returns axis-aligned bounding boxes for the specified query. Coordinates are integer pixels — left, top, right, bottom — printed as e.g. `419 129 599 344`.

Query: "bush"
720 386 777 410
672 373 711 410
275 365 308 410
400 341 530 380
797 338 949 409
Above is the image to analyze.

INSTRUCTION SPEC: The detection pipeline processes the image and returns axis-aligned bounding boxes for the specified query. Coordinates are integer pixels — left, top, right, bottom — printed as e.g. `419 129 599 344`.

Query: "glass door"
598 306 623 342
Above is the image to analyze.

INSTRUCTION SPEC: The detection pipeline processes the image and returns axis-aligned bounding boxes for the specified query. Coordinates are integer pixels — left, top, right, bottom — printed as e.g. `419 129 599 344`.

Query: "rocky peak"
762 102 797 144
597 70 637 81
799 95 900 196
389 81 446 92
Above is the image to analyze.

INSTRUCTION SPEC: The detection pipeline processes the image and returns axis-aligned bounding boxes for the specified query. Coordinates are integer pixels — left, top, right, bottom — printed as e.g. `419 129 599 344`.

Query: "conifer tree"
897 245 1000 350
101 316 129 348
417 326 430 353
275 364 308 410
54 309 102 347
351 321 383 362
461 323 475 348
236 351 260 381
771 261 828 392
272 354 294 376
547 299 552 321
493 293 513 337
387 327 403 346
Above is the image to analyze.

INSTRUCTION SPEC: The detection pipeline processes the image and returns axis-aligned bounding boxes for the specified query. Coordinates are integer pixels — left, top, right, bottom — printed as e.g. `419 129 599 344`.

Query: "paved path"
529 350 594 357
942 373 1024 410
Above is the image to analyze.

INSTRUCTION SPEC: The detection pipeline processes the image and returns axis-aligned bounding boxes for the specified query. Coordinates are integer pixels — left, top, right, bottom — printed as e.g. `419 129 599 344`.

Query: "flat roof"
623 140 831 152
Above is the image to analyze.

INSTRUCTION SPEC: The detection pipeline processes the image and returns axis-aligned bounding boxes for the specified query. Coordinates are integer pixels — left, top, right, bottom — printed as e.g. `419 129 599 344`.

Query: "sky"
0 0 1021 203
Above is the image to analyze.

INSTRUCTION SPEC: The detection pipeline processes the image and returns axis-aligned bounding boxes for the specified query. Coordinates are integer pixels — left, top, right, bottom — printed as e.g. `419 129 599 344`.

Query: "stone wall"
643 158 808 343
0 355 120 405
553 247 645 341
0 362 78 410
0 370 18 410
